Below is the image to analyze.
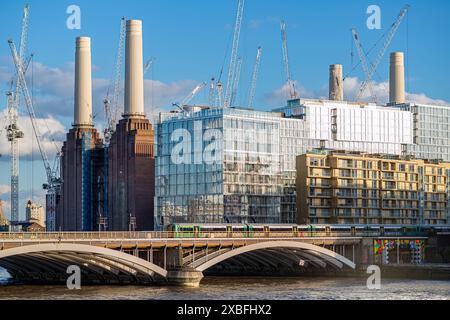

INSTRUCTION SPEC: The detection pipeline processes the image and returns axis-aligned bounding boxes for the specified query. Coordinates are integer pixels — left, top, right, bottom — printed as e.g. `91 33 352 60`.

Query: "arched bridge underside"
190 241 356 274
0 241 355 285
0 243 168 285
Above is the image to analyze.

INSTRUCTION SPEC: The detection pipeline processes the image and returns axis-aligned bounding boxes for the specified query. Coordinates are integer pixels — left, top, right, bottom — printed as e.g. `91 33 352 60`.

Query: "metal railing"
0 230 429 241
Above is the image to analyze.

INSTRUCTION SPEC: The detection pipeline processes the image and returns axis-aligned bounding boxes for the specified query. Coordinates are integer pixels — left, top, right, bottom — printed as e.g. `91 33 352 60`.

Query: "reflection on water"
0 270 449 300
0 268 9 284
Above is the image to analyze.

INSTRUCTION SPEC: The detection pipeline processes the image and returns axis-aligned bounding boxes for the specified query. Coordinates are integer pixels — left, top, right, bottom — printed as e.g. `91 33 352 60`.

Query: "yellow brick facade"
296 151 450 225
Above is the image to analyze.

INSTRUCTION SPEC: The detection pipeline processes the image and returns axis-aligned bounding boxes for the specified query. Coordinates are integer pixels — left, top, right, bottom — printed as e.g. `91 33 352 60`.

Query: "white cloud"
0 109 65 161
264 80 326 106
343 77 450 106
265 77 450 107
0 57 199 125
405 93 449 106
99 78 199 126
0 185 10 196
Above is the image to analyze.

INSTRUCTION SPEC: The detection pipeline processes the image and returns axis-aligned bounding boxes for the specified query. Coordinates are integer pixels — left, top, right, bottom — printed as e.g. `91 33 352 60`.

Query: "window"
310 158 319 166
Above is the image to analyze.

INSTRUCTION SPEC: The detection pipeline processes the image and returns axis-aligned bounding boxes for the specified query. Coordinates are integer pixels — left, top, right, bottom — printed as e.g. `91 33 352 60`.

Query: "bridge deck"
0 231 427 251
0 232 429 285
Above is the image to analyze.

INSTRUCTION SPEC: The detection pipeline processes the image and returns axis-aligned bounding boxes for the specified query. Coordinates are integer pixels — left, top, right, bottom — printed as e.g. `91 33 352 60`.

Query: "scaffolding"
81 130 93 231
102 145 109 230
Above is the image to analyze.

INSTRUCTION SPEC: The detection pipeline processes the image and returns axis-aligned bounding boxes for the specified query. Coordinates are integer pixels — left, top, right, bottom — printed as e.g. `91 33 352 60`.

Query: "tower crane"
6 4 29 225
173 82 207 116
351 28 376 102
247 46 262 109
180 82 207 107
103 17 126 145
216 82 224 108
280 21 298 100
230 57 242 107
143 58 155 75
208 77 216 107
224 0 244 108
353 5 410 102
8 39 62 230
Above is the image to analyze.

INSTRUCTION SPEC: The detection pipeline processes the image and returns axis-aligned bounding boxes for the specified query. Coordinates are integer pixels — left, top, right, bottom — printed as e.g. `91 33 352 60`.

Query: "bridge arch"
194 241 356 272
0 243 168 283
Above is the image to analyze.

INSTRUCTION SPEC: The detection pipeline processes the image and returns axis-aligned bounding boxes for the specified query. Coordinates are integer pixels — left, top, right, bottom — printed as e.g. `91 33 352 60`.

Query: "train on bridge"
166 223 450 238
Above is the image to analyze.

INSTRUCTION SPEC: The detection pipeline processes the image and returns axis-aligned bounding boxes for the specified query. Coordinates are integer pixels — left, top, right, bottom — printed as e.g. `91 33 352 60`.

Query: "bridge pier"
165 269 204 288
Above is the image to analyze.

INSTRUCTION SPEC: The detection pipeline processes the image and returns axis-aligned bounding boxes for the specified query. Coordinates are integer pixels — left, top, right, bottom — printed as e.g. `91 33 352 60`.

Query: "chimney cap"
390 51 404 61
126 19 142 32
76 36 91 48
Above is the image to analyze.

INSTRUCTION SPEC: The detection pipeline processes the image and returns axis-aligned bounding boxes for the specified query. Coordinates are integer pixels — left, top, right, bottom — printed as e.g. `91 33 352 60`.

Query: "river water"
1 268 449 300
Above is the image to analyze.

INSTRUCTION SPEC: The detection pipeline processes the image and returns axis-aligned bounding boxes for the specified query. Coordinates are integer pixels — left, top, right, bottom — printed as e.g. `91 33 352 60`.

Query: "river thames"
1 268 449 300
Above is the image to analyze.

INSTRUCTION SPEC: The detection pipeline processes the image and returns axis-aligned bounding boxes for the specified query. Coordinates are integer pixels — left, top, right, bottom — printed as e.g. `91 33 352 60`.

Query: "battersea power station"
53 20 155 232
49 17 450 232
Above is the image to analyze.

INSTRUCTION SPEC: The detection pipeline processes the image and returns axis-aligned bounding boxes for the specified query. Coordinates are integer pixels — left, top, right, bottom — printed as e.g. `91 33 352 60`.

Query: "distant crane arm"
9 40 55 186
281 21 297 100
247 46 262 109
356 5 410 102
224 0 244 107
351 28 376 101
143 58 155 76
230 57 242 107
181 82 207 107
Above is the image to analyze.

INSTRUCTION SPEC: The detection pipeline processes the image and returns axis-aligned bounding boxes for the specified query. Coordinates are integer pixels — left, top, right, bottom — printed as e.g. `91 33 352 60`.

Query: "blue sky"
0 0 449 219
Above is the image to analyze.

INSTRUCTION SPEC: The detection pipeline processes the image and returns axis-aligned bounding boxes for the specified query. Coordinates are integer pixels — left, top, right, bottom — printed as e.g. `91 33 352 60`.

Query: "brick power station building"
55 20 155 232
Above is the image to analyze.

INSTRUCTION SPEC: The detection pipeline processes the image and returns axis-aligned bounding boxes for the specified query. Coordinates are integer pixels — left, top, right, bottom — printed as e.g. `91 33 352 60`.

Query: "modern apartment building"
296 150 450 225
155 52 450 228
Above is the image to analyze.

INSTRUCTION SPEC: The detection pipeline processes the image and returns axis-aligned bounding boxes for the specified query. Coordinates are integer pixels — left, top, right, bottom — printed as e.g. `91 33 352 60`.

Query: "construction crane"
103 17 126 145
351 28 376 102
230 57 242 107
143 58 155 75
247 46 263 109
173 82 207 115
224 0 244 108
208 77 216 107
354 5 410 102
280 20 298 100
181 82 207 107
5 4 29 225
8 39 62 229
216 82 224 108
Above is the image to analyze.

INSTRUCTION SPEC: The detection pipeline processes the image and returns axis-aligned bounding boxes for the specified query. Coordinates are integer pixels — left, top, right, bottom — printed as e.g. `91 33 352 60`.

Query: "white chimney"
389 52 405 105
74 37 93 127
329 64 343 101
124 20 145 118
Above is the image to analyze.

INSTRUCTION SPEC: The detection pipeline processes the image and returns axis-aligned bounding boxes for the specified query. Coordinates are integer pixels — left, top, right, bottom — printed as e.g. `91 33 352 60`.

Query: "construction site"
1 2 449 231
1 7 157 232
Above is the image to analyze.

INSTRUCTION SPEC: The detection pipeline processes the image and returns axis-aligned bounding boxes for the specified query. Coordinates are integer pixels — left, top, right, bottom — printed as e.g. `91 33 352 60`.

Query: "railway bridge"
0 231 425 286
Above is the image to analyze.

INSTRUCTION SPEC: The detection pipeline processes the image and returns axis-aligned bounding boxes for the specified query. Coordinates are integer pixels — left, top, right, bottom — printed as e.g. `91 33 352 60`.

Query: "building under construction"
55 20 155 232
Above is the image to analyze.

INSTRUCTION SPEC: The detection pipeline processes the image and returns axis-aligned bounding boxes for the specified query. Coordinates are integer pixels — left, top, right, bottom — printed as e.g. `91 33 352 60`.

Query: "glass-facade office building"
155 98 450 229
155 108 283 228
